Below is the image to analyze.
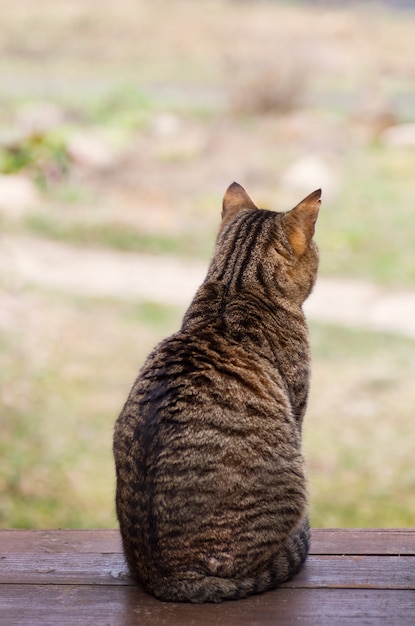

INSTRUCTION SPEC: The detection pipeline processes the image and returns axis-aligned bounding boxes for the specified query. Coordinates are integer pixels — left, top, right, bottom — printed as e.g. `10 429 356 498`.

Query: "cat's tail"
146 520 310 604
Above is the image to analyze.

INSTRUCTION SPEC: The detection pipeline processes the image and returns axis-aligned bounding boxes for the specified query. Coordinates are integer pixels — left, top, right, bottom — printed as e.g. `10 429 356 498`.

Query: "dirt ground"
3 233 415 337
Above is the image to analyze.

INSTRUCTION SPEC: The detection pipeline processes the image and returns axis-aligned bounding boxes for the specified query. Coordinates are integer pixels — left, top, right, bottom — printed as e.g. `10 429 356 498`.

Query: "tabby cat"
113 182 321 603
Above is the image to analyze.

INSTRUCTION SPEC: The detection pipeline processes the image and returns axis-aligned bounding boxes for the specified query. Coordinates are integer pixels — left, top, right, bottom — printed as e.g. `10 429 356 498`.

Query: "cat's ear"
222 182 258 220
283 189 321 256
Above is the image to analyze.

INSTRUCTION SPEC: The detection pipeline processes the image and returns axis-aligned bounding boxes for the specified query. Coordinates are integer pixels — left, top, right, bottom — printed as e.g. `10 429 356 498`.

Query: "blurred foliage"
0 86 152 190
0 130 70 188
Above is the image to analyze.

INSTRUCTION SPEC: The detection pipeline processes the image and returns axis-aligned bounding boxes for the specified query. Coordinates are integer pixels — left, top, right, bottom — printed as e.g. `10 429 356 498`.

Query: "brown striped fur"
113 183 321 603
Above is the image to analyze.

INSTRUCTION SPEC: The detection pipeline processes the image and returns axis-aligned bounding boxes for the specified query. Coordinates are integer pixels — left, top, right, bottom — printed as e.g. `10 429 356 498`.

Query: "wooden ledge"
1 529 414 625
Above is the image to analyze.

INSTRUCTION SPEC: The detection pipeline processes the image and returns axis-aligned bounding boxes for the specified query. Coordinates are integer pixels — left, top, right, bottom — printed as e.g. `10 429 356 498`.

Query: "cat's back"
114 319 298 482
114 318 306 571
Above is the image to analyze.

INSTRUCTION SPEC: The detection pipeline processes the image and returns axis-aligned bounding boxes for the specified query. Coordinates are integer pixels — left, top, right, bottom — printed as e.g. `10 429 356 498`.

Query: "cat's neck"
181 279 307 347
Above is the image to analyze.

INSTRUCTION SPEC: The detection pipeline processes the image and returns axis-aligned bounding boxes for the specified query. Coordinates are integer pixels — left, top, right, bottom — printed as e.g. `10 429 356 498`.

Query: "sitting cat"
113 182 321 603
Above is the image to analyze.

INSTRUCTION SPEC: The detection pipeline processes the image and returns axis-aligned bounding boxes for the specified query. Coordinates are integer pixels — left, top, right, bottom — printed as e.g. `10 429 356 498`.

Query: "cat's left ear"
283 189 321 256
222 182 258 221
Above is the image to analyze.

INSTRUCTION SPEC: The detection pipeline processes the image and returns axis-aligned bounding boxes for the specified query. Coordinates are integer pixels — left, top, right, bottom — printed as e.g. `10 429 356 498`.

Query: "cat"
113 182 321 603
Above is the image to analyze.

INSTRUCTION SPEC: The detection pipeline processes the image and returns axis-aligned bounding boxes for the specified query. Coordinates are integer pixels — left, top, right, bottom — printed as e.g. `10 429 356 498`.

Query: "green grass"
318 145 415 287
0 291 183 528
307 323 415 527
24 213 216 258
1 290 414 528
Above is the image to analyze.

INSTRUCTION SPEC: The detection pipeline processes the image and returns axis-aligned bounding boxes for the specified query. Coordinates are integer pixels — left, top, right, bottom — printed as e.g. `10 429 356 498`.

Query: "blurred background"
1 0 415 529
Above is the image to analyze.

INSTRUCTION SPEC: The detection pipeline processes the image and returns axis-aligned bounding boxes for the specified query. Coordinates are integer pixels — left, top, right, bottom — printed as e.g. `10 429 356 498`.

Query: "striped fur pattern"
113 183 321 603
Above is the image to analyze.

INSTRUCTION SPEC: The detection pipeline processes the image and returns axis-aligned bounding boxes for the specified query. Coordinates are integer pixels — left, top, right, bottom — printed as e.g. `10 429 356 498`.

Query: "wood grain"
1 553 414 590
2 528 414 554
1 529 415 625
0 529 122 554
0 586 414 626
311 528 415 555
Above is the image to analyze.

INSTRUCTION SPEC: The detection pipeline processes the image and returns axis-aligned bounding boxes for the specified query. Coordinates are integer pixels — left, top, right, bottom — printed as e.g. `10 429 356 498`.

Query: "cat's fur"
113 183 321 603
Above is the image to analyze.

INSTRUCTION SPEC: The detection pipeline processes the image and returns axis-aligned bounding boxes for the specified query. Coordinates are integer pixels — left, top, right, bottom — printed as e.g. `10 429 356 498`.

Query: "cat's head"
215 182 321 305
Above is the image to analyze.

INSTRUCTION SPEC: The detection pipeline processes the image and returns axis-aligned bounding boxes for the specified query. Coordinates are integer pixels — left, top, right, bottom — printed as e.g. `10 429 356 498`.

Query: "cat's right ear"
222 182 258 221
283 189 321 256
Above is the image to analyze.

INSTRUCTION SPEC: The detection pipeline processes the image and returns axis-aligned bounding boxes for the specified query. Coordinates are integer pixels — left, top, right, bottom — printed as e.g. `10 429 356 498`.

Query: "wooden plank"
0 552 129 585
0 585 414 626
292 555 415 590
0 529 122 554
2 528 415 555
311 529 415 556
1 553 414 590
